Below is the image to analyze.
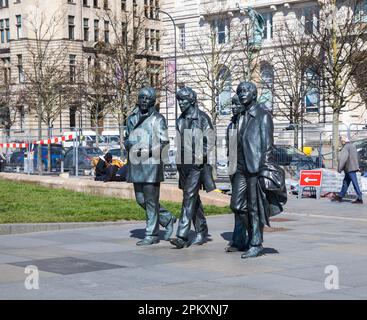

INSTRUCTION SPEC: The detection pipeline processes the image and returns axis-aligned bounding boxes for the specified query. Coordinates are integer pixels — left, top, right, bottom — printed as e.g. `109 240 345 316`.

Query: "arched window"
216 66 232 115
304 67 320 113
259 62 274 112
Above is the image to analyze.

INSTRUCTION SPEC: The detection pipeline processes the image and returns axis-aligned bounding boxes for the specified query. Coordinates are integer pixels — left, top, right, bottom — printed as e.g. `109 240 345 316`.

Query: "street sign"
299 170 323 187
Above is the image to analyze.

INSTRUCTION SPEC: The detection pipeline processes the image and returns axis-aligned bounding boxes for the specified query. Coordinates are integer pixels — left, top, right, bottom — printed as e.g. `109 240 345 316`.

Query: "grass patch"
0 179 230 223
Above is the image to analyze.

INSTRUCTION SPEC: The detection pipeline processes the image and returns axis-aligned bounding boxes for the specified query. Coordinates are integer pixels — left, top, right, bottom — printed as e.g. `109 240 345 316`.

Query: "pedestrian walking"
332 136 363 204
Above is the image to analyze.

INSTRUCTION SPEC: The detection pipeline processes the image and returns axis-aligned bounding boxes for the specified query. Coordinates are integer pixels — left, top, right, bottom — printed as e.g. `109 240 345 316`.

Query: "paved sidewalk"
0 196 366 300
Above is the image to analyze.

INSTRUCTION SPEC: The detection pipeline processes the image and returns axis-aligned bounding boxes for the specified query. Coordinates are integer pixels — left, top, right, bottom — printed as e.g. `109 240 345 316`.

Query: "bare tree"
87 7 159 155
309 0 367 167
263 19 322 148
18 5 73 173
179 9 251 166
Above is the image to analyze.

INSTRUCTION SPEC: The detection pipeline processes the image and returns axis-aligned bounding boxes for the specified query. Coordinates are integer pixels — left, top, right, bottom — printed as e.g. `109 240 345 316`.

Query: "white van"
101 129 122 150
62 130 105 148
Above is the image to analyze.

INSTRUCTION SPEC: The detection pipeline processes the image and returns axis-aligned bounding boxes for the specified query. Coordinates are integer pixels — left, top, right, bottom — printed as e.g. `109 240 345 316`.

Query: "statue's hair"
176 87 197 105
236 81 258 100
231 94 241 105
138 87 157 103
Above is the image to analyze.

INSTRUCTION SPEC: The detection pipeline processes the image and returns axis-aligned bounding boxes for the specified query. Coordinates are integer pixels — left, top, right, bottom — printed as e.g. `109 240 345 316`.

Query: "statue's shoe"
225 246 239 252
136 237 159 246
241 245 264 259
191 233 206 246
170 237 188 249
163 216 177 241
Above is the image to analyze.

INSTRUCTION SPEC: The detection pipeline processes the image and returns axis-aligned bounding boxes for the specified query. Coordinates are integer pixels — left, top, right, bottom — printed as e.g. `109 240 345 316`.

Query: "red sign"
299 170 323 187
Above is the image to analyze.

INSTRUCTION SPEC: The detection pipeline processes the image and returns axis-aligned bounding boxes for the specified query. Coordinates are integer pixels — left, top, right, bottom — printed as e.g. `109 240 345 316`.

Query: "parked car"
352 139 367 175
274 145 322 170
7 149 26 169
108 147 127 161
216 160 228 177
63 146 104 174
6 144 63 172
32 144 64 171
164 149 177 179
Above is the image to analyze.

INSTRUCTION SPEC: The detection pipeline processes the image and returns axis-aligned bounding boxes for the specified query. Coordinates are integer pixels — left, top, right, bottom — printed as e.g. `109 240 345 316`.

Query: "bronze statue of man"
229 81 287 258
170 87 216 249
125 87 176 246
225 95 249 252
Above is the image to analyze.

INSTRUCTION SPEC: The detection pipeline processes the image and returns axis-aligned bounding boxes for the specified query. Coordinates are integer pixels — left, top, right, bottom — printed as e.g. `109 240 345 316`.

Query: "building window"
17 105 25 131
213 19 229 44
5 19 9 42
178 24 185 49
68 16 75 40
104 20 109 43
0 20 4 44
83 18 89 42
94 19 99 42
133 0 138 17
93 0 98 8
145 29 149 50
69 54 76 83
17 54 24 83
216 67 232 115
147 63 160 88
263 12 273 40
2 58 11 85
155 30 160 51
67 0 75 4
259 62 274 112
304 68 320 113
121 0 126 11
144 0 149 18
83 0 88 7
133 27 138 50
354 0 367 22
121 22 127 45
150 0 154 19
298 7 319 35
16 15 22 39
103 0 108 9
69 106 77 128
150 29 155 51
0 0 9 8
155 0 159 19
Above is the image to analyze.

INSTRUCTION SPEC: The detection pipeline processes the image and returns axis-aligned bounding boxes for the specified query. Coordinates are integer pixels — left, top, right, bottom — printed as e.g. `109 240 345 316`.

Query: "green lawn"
0 179 230 223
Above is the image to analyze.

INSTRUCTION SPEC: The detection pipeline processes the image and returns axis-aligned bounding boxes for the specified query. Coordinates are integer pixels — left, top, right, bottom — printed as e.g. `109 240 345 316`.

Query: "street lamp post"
157 8 178 121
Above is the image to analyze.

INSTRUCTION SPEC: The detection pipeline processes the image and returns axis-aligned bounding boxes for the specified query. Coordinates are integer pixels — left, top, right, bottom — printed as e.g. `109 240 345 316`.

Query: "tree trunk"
47 124 52 173
293 125 299 149
332 108 340 169
37 106 43 175
119 112 125 160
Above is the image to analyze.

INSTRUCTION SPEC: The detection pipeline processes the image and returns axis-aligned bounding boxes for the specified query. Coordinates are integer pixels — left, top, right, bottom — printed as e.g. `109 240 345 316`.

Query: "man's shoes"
136 237 159 246
351 198 363 204
170 237 187 249
241 245 263 259
191 233 206 246
163 216 177 240
331 194 343 202
225 245 239 252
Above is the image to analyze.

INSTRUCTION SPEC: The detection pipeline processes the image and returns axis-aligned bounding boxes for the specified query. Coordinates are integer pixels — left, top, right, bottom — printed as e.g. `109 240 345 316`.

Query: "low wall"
0 173 230 207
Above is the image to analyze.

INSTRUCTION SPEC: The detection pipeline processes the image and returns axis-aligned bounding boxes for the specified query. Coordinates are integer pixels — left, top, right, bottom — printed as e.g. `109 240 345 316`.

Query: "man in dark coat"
170 87 216 249
230 81 286 258
332 135 363 204
125 87 176 245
